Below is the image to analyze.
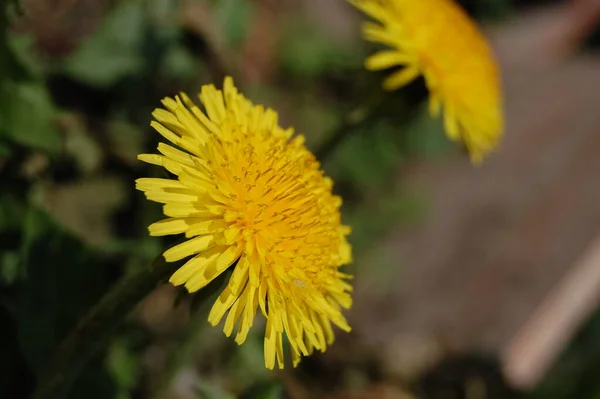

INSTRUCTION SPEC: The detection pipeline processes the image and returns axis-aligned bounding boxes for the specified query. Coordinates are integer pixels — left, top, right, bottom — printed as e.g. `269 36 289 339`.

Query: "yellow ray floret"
136 77 353 369
350 0 504 163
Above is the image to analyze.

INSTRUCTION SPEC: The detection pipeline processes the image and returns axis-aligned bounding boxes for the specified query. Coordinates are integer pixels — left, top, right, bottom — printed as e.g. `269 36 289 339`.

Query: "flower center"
209 134 340 282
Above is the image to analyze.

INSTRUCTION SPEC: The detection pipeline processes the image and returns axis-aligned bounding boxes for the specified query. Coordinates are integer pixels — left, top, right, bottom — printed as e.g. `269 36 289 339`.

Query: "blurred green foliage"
2 0 600 398
214 0 254 48
62 2 147 88
279 19 361 78
0 82 61 153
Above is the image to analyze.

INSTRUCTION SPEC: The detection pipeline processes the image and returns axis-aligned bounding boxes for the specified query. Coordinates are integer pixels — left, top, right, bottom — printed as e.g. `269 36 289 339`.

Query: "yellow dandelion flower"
351 0 504 162
136 78 353 369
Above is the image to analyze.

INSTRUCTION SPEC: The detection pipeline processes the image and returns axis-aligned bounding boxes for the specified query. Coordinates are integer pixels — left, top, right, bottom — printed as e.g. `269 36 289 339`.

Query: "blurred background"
3 0 600 398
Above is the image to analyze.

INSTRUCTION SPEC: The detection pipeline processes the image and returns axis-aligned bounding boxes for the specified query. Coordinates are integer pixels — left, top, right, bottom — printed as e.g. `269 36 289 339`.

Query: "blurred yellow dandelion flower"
351 0 504 162
136 77 353 369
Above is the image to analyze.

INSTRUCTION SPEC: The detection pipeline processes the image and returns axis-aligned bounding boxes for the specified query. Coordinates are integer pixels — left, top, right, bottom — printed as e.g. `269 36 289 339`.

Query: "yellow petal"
137 154 163 166
362 22 397 46
200 85 226 123
149 218 189 236
429 94 441 117
227 257 250 297
160 97 179 113
184 244 242 292
158 143 196 167
173 108 208 144
304 329 321 352
365 50 411 70
443 105 460 140
292 347 302 367
135 178 184 192
139 154 183 176
258 281 268 317
223 224 241 244
185 219 229 238
208 289 238 327
275 331 284 369
179 169 212 190
152 108 182 129
264 317 276 370
282 310 308 356
145 190 197 204
318 313 335 345
235 285 257 345
224 292 246 337
310 310 327 350
382 66 420 90
163 235 214 262
150 121 180 145
207 258 249 326
163 203 211 218
170 246 223 287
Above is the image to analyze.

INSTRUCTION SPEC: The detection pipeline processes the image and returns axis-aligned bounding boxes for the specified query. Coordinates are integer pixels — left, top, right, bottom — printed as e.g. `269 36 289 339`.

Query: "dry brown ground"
349 0 600 390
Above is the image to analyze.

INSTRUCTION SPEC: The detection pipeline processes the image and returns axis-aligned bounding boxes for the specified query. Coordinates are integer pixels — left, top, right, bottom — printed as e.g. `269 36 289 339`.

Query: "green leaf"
1 0 28 81
5 0 23 14
280 20 360 78
32 254 179 399
195 381 236 399
332 120 403 189
15 207 114 374
214 0 254 48
1 251 20 284
37 177 128 246
252 384 283 399
160 44 198 80
239 381 284 399
0 193 26 231
106 338 140 397
0 81 61 154
62 1 146 87
6 34 44 78
0 140 12 157
403 107 453 158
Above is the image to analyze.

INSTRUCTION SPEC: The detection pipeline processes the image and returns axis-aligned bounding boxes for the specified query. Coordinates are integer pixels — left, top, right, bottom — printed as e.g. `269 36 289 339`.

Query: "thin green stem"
33 255 178 399
150 270 231 399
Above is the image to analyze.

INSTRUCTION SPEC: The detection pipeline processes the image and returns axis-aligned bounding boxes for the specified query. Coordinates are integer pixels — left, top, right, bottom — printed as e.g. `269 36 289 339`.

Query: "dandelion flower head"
351 0 504 162
136 78 353 369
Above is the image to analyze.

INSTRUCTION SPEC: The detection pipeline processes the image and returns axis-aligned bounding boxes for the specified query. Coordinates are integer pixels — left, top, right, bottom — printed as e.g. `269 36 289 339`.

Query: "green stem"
151 270 231 399
33 255 178 399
